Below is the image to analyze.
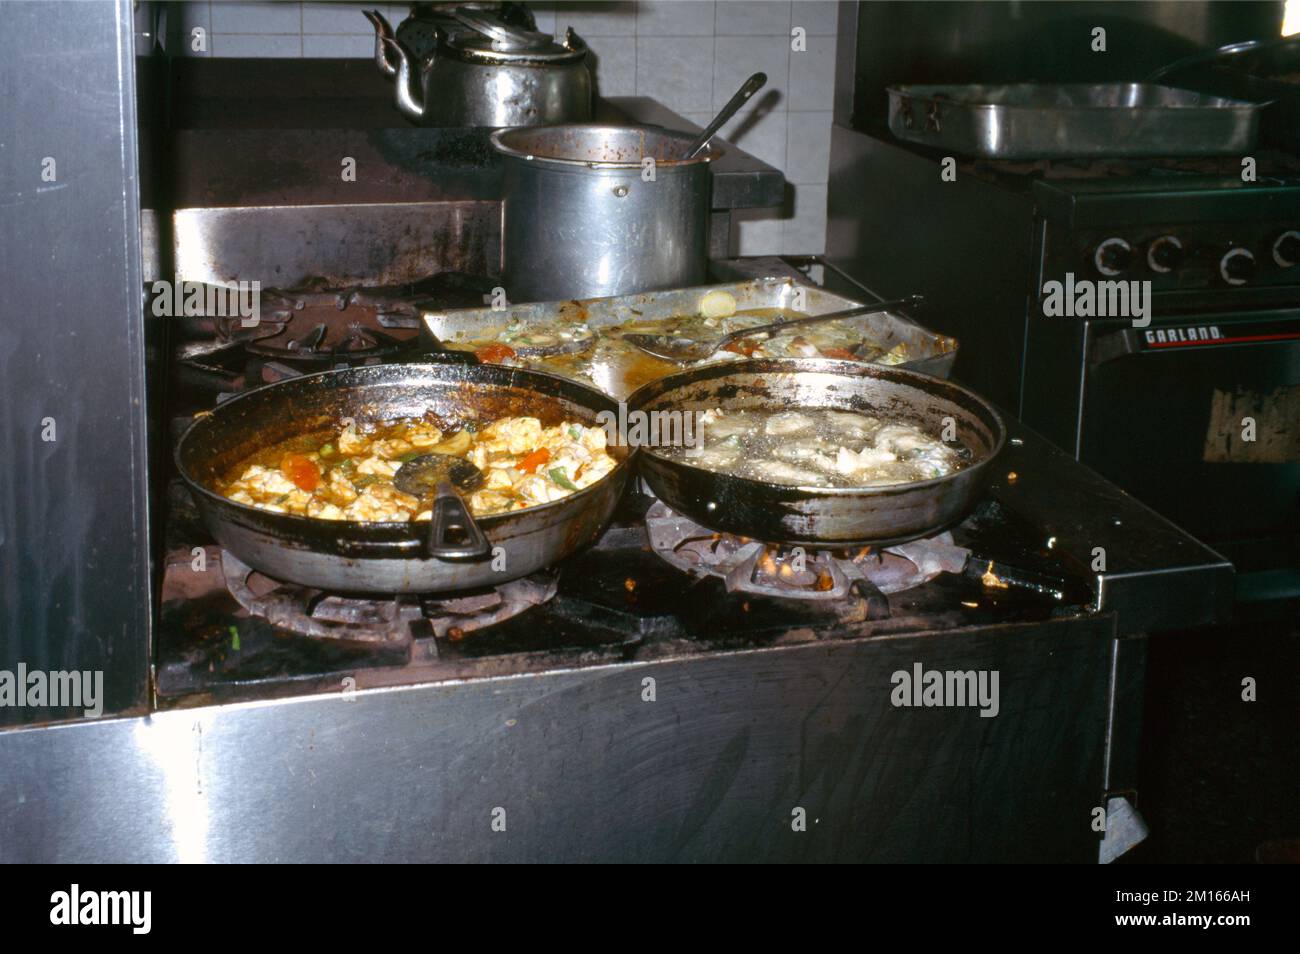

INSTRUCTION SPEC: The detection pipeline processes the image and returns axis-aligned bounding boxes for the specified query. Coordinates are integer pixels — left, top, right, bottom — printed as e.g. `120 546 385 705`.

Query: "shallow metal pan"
175 362 633 594
628 359 1005 547
420 278 958 400
887 82 1262 159
1149 36 1300 152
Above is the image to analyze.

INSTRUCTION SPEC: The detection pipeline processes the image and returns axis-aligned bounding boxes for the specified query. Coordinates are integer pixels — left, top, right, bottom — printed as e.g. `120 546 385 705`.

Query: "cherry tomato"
280 453 320 492
518 447 550 474
722 339 760 357
475 343 517 363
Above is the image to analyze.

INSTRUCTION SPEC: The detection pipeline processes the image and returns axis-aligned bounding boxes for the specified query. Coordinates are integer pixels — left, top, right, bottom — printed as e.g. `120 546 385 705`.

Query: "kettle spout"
381 36 425 121
363 9 397 77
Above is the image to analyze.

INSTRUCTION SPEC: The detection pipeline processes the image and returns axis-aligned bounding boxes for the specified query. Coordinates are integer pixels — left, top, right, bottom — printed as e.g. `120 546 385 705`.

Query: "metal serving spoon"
683 72 768 160
393 453 491 560
622 296 925 362
506 326 598 358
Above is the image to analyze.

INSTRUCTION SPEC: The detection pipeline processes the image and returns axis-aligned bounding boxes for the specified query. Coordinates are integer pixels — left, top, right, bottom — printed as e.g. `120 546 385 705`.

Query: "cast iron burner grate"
220 550 557 652
177 272 499 396
644 500 970 603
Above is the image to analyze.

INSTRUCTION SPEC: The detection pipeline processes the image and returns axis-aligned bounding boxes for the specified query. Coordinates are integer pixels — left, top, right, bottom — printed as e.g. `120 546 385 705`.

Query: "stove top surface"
155 485 1091 707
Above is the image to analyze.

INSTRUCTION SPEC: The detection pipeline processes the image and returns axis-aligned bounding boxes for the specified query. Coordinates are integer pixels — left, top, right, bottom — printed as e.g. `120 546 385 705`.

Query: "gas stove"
172 271 496 397
142 62 1240 846
156 486 1086 703
155 259 1233 709
156 422 1210 710
829 123 1300 601
143 350 1231 861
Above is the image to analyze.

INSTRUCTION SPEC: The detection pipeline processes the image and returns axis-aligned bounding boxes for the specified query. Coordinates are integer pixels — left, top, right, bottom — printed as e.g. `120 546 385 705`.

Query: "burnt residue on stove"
952 499 1093 610
155 485 1093 706
170 270 500 408
157 588 401 701
367 127 501 171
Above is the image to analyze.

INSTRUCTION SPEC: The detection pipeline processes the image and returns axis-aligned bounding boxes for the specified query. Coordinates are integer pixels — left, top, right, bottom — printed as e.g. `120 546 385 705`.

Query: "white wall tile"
720 106 786 170
713 35 788 109
555 1 638 37
635 36 715 112
212 32 303 55
589 36 637 97
638 0 714 36
791 0 837 35
303 33 372 56
732 208 785 256
714 0 789 36
785 110 831 183
679 111 715 129
302 2 371 35
529 1 557 36
211 1 302 35
787 32 835 109
783 183 827 253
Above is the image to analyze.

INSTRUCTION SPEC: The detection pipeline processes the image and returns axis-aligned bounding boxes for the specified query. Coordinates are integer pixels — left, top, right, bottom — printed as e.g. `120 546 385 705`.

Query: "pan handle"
1146 38 1263 83
426 483 493 560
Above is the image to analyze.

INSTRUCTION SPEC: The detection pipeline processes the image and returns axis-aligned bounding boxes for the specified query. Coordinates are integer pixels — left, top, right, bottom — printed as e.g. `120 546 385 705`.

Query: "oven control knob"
1094 237 1133 277
1147 235 1184 274
1273 230 1300 268
1220 247 1257 285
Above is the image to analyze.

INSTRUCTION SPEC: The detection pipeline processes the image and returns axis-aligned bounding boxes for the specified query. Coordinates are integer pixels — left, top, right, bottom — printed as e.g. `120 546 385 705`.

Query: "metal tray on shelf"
887 82 1262 159
419 278 958 400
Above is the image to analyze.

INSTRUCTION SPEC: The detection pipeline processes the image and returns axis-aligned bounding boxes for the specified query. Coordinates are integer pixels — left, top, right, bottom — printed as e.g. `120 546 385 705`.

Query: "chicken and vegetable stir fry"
218 415 616 520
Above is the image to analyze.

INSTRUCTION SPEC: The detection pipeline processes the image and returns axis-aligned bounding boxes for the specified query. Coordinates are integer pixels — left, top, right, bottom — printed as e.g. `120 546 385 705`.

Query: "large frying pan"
628 359 1005 546
176 362 633 594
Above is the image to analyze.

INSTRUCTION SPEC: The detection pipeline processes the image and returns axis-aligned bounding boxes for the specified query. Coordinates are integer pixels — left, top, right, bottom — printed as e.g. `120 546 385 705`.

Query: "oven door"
1081 309 1300 599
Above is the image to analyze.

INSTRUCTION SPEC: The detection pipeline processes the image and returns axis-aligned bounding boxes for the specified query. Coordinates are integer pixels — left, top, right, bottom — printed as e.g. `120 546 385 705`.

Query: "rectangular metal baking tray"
887 82 1262 159
420 278 958 400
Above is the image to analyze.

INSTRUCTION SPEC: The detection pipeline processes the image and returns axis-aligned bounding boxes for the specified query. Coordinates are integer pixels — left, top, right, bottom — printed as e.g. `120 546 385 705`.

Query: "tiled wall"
167 1 839 254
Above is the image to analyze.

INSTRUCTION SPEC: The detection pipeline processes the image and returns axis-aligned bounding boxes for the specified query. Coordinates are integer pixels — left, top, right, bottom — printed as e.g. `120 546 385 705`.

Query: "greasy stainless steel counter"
0 614 1119 863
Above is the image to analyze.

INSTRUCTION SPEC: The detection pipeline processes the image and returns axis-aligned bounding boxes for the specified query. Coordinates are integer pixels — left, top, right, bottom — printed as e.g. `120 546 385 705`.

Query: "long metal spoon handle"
715 295 925 348
685 72 767 159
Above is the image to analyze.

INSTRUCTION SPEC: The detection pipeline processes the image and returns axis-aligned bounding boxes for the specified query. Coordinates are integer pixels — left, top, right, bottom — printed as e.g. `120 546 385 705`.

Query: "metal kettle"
364 7 593 128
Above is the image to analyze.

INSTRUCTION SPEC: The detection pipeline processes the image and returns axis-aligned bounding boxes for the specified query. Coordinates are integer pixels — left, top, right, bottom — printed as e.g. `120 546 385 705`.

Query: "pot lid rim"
489 124 724 168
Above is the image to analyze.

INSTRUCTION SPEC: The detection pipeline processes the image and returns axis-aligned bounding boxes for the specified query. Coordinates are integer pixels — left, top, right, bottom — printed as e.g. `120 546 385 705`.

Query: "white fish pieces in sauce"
763 411 814 436
662 407 964 488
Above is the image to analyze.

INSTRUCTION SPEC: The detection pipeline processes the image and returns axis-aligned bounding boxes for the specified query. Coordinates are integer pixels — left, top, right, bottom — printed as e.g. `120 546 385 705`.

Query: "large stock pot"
490 124 721 302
